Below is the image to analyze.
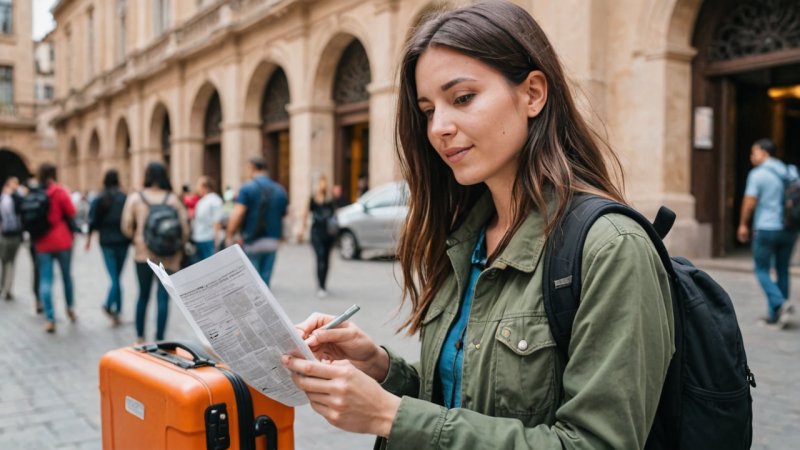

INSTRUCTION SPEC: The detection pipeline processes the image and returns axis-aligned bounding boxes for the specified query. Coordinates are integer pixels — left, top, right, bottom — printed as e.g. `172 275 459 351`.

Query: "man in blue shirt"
738 138 799 327
225 156 288 286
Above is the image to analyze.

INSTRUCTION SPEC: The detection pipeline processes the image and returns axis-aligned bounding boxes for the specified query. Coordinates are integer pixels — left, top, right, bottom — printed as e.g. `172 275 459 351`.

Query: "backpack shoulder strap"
542 194 676 358
162 192 171 205
139 191 152 207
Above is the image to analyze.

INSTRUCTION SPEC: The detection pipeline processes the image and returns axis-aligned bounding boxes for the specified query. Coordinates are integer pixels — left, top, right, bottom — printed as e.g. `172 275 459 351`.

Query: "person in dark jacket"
86 169 131 326
0 176 23 301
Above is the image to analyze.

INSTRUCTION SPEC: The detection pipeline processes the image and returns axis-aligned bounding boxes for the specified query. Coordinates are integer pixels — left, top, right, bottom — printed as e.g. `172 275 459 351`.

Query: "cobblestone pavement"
0 236 797 449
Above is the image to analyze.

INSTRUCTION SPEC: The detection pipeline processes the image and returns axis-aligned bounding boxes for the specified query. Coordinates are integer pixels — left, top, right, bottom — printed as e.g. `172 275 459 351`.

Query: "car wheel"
339 230 361 260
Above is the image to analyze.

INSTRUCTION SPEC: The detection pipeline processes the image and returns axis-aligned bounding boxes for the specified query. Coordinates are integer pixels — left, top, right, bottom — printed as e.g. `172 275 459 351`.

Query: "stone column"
287 102 335 238
222 121 260 191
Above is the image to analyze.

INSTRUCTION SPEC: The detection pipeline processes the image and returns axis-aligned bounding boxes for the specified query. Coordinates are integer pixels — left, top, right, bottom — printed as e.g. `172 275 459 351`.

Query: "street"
0 236 797 449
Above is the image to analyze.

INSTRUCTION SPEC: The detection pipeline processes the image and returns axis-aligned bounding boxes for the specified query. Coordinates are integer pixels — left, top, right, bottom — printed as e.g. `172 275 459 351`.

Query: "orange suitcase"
99 341 294 450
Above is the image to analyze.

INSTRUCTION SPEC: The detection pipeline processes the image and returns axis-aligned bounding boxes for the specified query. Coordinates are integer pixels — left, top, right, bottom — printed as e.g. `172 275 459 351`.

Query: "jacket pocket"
493 316 557 419
680 382 752 450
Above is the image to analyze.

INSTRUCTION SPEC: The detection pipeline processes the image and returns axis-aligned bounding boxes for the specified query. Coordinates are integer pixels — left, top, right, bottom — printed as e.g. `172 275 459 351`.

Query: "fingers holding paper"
282 355 400 437
296 313 389 382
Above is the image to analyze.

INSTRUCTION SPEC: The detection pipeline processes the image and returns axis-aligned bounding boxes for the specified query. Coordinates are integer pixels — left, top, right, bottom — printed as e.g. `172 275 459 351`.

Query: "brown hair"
395 0 626 334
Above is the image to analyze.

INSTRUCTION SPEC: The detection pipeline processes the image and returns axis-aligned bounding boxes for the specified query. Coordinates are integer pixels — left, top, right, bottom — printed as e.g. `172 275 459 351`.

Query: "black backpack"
543 195 755 450
140 192 183 257
765 165 800 231
19 188 51 239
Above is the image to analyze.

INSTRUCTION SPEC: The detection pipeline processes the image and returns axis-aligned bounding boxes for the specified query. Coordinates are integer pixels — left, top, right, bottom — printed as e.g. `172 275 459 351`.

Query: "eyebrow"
417 77 476 103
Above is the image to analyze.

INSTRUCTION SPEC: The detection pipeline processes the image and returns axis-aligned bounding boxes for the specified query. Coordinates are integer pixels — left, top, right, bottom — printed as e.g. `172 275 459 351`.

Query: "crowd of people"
0 155 351 341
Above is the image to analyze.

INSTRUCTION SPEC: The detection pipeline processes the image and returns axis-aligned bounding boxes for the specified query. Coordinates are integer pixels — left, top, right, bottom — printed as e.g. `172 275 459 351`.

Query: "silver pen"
320 304 361 330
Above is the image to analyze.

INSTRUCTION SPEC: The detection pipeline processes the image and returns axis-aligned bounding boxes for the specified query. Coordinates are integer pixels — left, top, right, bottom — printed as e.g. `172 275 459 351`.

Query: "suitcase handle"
137 340 217 369
254 415 278 450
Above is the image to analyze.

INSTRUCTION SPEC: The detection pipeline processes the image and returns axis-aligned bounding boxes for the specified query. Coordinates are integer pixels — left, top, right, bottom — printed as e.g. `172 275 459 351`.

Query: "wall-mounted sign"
694 106 713 150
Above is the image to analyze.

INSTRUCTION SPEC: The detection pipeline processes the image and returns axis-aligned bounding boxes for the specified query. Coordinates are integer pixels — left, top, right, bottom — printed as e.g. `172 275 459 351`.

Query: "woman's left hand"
282 355 400 437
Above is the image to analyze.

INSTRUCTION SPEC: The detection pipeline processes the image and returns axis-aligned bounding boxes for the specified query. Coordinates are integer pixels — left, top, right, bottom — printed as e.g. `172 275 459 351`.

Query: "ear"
520 70 547 118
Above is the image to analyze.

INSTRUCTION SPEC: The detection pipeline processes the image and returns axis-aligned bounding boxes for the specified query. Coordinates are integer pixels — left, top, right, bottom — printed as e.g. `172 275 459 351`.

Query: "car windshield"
359 183 408 209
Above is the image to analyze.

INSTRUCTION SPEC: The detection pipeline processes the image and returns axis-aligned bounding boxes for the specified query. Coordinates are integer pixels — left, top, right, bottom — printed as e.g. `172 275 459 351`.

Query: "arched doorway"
115 119 132 189
204 91 222 191
0 149 30 186
87 131 101 191
692 0 800 256
149 103 172 172
261 67 291 194
67 139 79 188
333 39 371 202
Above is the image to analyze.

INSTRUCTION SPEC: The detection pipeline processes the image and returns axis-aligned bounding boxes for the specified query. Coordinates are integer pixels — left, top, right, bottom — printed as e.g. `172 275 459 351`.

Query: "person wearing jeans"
33 163 77 333
134 262 170 340
225 156 288 287
87 169 131 325
37 250 75 325
738 138 800 326
121 162 188 343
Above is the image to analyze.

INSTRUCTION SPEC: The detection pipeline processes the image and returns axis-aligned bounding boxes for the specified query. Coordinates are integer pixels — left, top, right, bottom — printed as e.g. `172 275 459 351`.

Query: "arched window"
710 0 800 62
333 41 371 106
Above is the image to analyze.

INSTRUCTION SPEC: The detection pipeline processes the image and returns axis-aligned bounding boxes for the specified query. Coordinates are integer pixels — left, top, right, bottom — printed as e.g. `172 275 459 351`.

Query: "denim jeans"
135 262 170 340
195 240 216 262
247 251 277 286
37 250 74 322
752 229 798 321
101 244 129 315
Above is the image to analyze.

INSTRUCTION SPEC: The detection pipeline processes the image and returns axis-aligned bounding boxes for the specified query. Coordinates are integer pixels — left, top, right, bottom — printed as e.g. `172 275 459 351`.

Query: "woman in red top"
34 163 77 333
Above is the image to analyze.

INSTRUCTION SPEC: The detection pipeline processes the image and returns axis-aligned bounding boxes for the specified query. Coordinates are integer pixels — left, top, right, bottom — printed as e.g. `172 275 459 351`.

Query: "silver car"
335 181 409 260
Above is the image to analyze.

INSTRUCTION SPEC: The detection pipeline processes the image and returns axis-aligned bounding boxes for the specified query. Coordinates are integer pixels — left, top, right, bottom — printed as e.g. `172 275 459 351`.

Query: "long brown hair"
395 0 626 334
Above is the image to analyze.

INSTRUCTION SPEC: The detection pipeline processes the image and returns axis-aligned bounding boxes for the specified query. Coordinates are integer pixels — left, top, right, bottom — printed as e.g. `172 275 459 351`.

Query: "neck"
485 178 515 232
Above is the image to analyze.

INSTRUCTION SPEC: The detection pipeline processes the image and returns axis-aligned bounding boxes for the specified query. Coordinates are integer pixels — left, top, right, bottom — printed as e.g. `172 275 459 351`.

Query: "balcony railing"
0 102 40 123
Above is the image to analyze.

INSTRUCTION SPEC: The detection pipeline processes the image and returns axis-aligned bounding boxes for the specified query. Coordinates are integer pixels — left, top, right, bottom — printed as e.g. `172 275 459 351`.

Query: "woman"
282 2 674 448
86 169 130 326
121 162 188 343
299 175 337 298
34 163 77 333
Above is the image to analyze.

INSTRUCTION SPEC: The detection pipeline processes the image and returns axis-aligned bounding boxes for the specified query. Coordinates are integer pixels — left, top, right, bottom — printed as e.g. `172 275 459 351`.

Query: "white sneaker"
316 289 328 299
779 300 795 327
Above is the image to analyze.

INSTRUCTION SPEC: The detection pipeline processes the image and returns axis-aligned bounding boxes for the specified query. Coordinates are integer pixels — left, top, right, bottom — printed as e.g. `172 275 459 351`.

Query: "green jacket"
379 194 674 449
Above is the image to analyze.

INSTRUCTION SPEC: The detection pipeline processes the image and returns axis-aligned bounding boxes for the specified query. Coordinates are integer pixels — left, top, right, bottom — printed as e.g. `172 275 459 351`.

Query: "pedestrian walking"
121 162 189 343
737 137 799 327
283 2 673 448
299 175 337 298
33 163 77 333
0 176 23 301
192 176 223 261
225 156 288 286
86 169 131 326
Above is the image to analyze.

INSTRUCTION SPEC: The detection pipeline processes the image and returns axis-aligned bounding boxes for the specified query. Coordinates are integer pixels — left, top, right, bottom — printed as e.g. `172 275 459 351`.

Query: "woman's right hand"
296 313 390 382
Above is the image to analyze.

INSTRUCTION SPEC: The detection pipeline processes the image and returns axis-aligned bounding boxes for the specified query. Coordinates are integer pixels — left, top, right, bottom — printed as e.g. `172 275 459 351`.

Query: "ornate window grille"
261 68 290 127
333 40 371 105
710 0 800 62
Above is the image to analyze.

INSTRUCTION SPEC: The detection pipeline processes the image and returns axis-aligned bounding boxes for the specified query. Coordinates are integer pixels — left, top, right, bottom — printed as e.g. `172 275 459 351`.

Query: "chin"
451 170 485 186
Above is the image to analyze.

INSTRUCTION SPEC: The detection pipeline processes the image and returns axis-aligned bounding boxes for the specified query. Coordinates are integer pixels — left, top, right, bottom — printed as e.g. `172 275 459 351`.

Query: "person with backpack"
738 137 800 327
32 163 77 333
282 3 754 449
86 169 131 326
0 176 24 301
224 156 288 287
121 162 188 344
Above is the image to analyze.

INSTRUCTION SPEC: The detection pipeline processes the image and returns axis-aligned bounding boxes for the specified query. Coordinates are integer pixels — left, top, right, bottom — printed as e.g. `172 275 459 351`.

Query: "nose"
429 108 456 139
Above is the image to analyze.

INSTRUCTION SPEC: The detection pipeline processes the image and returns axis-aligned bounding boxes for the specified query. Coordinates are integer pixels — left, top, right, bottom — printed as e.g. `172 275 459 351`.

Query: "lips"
443 145 472 163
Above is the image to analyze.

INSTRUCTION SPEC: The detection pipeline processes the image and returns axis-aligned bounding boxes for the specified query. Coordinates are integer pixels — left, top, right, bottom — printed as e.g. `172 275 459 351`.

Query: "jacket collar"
446 191 547 274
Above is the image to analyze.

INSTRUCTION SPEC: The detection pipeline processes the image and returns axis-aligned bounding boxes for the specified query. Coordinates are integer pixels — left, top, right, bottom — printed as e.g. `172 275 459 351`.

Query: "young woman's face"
415 46 535 188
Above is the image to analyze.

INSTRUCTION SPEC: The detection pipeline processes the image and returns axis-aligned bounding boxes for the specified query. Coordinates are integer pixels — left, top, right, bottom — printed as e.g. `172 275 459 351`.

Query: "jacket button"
517 340 528 351
501 328 511 338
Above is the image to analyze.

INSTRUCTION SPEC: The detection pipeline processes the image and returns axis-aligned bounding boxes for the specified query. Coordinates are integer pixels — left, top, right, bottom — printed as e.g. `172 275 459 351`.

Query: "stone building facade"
0 0 56 183
48 0 800 256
